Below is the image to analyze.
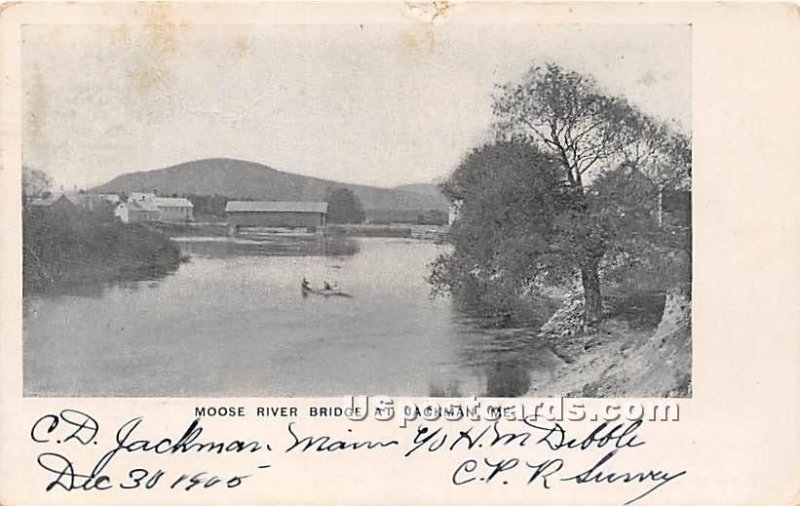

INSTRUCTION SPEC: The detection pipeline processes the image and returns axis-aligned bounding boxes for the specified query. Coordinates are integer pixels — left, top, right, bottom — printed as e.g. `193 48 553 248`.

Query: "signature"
405 419 685 505
29 409 686 504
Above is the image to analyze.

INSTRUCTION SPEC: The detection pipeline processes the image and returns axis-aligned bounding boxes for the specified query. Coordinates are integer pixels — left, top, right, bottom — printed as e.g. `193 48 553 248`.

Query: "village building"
97 193 121 204
28 194 80 216
114 193 194 223
114 199 160 223
129 192 156 201
62 192 121 211
448 200 463 226
151 197 194 222
225 201 328 228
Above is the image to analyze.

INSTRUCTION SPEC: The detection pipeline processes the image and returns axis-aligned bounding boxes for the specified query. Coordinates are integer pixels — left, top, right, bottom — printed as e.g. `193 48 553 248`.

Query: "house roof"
30 197 56 207
30 194 76 207
62 193 86 206
225 201 328 214
58 192 112 207
92 193 121 203
152 197 193 208
130 192 156 200
122 199 160 212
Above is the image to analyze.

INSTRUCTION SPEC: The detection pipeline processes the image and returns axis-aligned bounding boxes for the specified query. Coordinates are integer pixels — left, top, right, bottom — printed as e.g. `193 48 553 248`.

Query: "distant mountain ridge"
392 183 445 197
92 158 449 212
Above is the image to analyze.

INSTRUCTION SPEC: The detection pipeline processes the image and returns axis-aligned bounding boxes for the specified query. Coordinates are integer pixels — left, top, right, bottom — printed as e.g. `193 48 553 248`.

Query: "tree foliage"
22 167 52 205
493 64 690 193
435 63 691 326
491 63 690 324
23 208 181 293
325 187 365 224
187 194 229 217
430 142 570 315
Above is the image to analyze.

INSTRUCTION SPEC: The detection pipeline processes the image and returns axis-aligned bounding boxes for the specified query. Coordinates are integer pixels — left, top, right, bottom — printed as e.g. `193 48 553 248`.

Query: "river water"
23 237 559 397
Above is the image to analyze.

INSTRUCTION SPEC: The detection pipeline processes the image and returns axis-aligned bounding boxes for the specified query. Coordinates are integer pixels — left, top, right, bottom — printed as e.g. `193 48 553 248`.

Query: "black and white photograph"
21 20 692 398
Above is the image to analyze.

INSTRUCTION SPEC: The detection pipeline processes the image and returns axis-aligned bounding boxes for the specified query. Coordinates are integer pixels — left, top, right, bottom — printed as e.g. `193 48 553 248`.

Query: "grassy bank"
23 210 182 293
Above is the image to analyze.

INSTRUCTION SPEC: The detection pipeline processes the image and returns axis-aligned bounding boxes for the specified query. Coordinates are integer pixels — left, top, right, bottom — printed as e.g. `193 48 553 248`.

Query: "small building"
61 192 120 211
152 197 194 222
28 194 80 216
114 199 160 223
448 200 463 226
225 201 328 228
95 193 121 205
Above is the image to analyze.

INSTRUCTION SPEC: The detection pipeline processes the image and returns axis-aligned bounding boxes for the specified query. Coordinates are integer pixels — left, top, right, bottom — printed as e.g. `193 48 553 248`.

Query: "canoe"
301 286 353 298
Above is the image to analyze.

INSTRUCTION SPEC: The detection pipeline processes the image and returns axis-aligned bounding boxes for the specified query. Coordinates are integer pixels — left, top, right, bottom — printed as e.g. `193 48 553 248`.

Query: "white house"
152 197 194 222
115 194 194 223
114 199 160 223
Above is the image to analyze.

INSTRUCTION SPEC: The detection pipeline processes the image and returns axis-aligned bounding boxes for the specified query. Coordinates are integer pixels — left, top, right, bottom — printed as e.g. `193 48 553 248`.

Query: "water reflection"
23 263 181 304
24 237 557 397
426 313 559 397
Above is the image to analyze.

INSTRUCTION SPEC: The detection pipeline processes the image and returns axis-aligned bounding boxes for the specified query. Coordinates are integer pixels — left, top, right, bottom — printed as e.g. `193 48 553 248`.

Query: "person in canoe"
302 278 352 298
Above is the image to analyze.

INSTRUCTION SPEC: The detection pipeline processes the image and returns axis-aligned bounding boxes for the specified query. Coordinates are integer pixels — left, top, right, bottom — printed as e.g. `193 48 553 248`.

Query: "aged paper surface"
1 1 799 505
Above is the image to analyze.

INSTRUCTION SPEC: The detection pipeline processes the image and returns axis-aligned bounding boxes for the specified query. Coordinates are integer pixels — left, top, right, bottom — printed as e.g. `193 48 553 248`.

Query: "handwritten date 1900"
37 451 253 492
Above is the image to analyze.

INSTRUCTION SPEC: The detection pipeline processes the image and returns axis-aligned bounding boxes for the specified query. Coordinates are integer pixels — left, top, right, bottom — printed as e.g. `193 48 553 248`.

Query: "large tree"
492 63 690 324
430 142 569 316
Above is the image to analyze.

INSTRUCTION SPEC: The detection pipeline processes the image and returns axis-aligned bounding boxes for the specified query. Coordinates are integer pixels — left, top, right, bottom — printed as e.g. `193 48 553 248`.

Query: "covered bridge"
225 201 328 228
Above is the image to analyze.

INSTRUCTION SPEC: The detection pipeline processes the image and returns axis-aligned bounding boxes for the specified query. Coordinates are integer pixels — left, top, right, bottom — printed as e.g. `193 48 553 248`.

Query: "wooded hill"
93 158 448 214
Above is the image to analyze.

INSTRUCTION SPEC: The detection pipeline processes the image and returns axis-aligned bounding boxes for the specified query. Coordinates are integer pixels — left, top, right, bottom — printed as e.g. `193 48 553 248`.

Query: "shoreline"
154 221 448 240
528 286 692 398
23 217 183 296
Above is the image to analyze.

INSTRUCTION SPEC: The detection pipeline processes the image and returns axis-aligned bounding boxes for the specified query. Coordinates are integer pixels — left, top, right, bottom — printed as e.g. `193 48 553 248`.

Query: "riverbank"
529 285 692 397
23 212 183 293
153 220 447 241
328 224 448 241
172 233 360 257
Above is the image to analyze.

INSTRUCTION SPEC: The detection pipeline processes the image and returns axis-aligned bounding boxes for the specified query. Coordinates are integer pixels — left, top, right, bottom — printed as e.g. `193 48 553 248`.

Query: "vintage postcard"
1 1 798 505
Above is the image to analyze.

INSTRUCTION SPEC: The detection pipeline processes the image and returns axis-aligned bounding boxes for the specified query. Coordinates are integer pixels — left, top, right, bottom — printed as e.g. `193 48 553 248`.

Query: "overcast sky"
22 23 690 190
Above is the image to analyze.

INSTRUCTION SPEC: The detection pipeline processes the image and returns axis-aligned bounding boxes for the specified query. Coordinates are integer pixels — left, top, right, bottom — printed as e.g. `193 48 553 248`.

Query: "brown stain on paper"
111 25 131 45
401 30 436 52
431 1 450 22
129 3 186 93
0 1 21 18
400 1 452 54
231 36 251 58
